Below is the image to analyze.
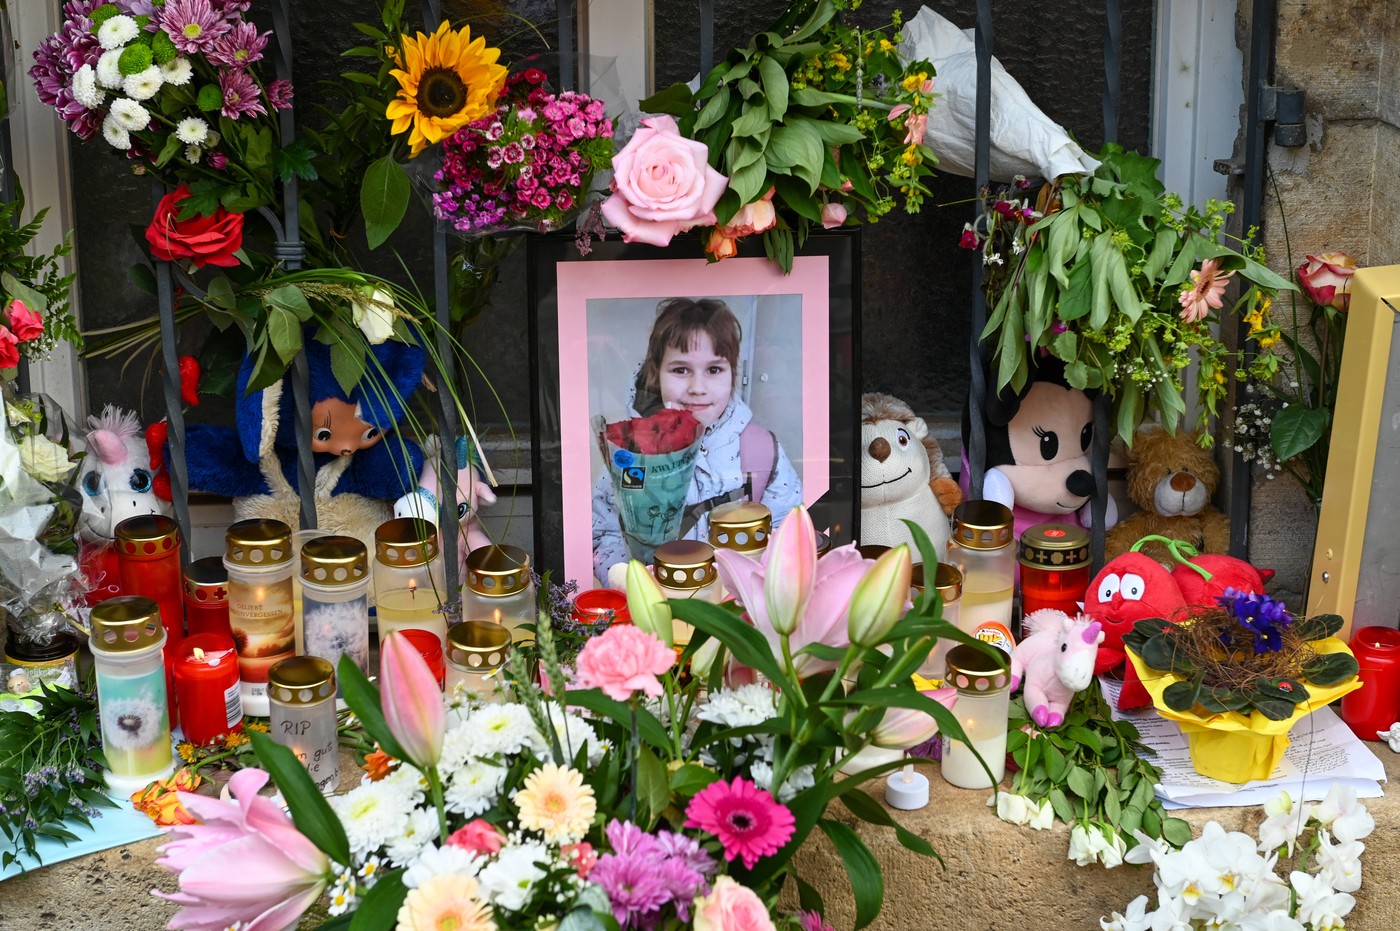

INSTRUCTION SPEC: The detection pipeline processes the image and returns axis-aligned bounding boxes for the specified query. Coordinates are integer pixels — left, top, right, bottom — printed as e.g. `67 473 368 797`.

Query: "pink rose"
692 876 776 931
820 202 847 229
706 228 739 260
446 819 505 857
0 327 18 369
1297 251 1358 312
6 301 42 342
574 624 674 701
601 115 728 247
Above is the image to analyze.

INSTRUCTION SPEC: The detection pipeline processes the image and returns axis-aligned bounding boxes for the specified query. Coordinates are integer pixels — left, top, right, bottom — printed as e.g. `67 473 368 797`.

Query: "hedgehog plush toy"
859 393 962 560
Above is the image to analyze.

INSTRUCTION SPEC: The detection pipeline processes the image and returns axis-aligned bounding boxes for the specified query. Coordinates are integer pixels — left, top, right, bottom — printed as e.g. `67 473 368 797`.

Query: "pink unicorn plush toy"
1011 609 1105 728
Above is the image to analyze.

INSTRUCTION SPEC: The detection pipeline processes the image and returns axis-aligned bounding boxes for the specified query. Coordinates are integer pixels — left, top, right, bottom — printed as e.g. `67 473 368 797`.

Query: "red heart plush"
1083 551 1187 710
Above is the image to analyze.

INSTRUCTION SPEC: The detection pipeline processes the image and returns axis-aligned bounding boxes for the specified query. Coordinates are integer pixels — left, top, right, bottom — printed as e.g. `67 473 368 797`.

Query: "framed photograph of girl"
529 230 861 587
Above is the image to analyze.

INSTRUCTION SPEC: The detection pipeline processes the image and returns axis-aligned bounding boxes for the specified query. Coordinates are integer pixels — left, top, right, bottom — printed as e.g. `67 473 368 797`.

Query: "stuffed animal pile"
858 392 961 559
1105 426 1229 564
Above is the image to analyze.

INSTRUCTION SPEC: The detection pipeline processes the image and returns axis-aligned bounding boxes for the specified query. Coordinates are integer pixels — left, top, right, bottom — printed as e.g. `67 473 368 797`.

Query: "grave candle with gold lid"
224 519 296 717
463 544 535 643
373 517 448 647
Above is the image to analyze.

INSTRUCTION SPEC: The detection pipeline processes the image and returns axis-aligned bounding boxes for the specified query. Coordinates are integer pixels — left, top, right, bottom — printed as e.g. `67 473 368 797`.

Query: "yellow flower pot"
1126 637 1361 784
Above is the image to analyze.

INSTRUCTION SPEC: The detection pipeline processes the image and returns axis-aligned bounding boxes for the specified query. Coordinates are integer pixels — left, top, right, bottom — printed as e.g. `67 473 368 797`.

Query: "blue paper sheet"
0 796 164 881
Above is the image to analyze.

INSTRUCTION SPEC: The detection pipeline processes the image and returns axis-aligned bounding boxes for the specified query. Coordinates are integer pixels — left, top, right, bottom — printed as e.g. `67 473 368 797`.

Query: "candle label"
278 715 338 793
303 595 369 680
223 681 243 729
227 576 295 684
95 668 172 778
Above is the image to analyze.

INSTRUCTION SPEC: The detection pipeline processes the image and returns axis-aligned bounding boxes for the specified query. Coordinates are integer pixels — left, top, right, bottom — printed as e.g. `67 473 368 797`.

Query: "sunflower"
386 21 508 157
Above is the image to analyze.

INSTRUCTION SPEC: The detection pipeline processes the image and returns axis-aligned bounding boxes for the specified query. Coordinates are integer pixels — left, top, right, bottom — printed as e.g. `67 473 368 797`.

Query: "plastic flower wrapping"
153 509 977 929
0 383 85 650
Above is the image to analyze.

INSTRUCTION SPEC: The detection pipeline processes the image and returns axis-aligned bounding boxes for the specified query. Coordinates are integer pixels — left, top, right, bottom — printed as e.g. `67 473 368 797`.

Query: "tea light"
115 514 185 726
446 621 511 701
90 597 175 793
915 562 963 681
1019 523 1091 619
173 633 242 746
948 501 1016 648
886 764 930 810
463 545 535 644
941 644 1012 789
709 500 771 559
571 589 630 627
299 535 370 691
374 518 448 647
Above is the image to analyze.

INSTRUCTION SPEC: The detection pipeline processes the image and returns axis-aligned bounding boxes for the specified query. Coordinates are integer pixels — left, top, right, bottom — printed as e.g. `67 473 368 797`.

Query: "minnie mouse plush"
961 356 1118 541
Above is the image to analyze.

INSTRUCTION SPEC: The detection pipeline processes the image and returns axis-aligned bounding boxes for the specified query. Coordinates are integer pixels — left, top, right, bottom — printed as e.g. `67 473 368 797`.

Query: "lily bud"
763 505 816 636
870 687 957 749
625 559 673 649
378 631 446 771
847 545 913 647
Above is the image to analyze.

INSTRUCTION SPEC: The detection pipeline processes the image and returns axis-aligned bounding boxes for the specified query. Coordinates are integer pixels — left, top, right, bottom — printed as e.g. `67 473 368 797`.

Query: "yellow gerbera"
386 21 508 157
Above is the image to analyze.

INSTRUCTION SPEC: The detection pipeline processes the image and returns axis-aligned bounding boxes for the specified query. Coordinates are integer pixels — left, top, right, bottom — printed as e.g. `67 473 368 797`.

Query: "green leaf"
1162 234 1199 288
361 156 411 250
669 763 720 797
264 306 302 365
1059 259 1093 321
730 101 770 138
794 114 865 145
670 600 788 688
1295 614 1345 641
694 85 731 131
1270 405 1329 462
337 656 409 761
817 819 884 929
790 86 851 107
249 731 351 865
264 284 314 322
0 273 48 315
1253 696 1298 721
1162 679 1200 712
562 688 672 749
1301 651 1360 687
330 337 366 394
203 276 237 310
768 121 823 173
1066 765 1094 800
638 82 696 118
758 55 789 117
244 127 275 171
727 158 769 206
794 873 825 916
1043 741 1067 782
154 133 183 169
842 787 941 862
349 869 407 931
1162 817 1194 847
636 747 671 825
1048 787 1074 822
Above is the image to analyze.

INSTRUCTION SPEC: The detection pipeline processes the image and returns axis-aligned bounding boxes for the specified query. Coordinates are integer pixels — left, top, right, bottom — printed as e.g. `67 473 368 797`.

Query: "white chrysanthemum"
102 114 132 150
102 695 163 749
383 806 440 868
160 57 194 87
748 759 814 803
401 842 481 890
71 65 104 109
122 66 164 101
698 684 779 728
95 49 125 89
545 713 605 767
458 703 537 757
109 98 151 132
379 762 428 803
476 842 548 912
443 760 506 817
184 145 202 163
331 780 414 857
97 14 140 50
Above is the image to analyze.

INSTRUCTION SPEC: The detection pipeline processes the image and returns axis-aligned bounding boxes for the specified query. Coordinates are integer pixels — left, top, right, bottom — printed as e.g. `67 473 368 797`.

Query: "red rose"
145 185 245 268
0 326 18 369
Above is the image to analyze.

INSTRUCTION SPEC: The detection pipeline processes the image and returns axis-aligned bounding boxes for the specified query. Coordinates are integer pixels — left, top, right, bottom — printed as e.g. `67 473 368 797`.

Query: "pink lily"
715 506 876 675
870 687 958 749
847 545 913 647
379 630 446 770
154 768 329 931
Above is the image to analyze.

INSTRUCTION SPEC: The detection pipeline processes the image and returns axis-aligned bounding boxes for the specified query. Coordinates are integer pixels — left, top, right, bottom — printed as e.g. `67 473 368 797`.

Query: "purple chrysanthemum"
590 853 671 929
207 20 268 69
218 68 266 119
266 79 294 111
207 150 228 169
655 830 717 878
605 818 661 859
159 0 234 54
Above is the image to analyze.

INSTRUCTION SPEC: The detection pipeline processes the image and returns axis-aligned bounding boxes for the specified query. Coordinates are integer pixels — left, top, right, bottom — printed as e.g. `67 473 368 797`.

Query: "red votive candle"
183 555 232 639
572 589 631 626
397 628 446 691
1340 626 1400 741
115 515 184 727
173 633 244 746
1018 523 1092 618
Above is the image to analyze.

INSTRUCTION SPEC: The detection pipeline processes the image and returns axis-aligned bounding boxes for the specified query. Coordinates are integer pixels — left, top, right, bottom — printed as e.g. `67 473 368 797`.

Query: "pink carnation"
446 819 505 857
574 624 674 701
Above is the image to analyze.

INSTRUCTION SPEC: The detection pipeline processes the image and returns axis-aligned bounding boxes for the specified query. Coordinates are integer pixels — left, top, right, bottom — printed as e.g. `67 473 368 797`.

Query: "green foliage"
640 0 938 272
978 145 1295 446
0 680 113 871
1005 688 1188 853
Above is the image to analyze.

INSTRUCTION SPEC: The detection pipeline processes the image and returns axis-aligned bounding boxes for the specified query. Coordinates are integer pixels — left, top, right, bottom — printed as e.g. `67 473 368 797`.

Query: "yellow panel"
1308 265 1400 635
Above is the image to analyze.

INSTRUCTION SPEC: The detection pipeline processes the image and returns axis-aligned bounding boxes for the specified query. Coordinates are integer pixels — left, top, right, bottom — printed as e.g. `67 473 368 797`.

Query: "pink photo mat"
556 254 831 584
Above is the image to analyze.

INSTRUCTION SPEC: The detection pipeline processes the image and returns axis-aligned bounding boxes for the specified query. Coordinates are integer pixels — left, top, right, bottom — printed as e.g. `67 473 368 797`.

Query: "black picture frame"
527 230 861 585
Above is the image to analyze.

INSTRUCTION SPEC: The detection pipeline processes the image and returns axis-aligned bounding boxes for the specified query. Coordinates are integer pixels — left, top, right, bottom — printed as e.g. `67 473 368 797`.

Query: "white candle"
941 732 1007 789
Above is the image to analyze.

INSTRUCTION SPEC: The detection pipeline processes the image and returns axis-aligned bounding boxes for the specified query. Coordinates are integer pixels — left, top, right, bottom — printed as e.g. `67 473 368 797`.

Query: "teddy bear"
1104 425 1229 564
960 355 1117 542
859 393 962 560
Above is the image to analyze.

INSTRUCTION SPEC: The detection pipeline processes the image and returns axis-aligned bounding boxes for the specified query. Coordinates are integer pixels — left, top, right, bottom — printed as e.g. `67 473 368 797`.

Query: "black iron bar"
966 0 994 499
151 180 192 571
699 0 715 78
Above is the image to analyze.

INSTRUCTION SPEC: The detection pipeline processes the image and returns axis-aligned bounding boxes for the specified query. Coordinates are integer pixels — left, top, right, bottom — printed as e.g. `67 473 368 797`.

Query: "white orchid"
1315 830 1364 894
1259 790 1311 855
1290 870 1355 930
1312 783 1374 844
1100 895 1151 931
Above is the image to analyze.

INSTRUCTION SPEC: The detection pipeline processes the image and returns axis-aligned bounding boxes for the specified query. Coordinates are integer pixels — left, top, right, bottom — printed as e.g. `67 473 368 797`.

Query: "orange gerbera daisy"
386 21 507 157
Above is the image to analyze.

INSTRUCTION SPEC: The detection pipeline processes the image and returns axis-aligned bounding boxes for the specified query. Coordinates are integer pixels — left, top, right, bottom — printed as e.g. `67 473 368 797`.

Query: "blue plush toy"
183 335 426 552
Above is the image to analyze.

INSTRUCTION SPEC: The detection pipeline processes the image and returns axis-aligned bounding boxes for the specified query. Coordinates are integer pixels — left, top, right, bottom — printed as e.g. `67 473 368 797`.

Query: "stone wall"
1242 0 1400 605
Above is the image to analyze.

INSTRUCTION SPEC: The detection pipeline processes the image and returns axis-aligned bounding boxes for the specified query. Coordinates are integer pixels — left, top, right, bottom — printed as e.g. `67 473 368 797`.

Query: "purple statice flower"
266 79 294 111
207 20 268 69
218 67 266 119
159 0 234 54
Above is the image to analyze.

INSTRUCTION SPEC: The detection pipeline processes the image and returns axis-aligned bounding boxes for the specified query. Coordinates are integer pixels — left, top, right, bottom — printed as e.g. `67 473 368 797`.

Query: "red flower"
145 185 245 268
178 355 201 407
605 409 702 455
6 300 43 342
0 326 18 369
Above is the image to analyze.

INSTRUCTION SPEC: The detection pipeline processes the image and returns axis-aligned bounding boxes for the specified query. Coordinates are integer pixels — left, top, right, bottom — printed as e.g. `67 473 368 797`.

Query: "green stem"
629 699 640 823
780 634 808 713
427 766 448 840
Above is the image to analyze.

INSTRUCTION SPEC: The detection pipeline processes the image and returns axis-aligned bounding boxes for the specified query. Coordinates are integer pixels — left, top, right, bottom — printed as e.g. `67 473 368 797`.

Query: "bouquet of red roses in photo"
597 408 704 564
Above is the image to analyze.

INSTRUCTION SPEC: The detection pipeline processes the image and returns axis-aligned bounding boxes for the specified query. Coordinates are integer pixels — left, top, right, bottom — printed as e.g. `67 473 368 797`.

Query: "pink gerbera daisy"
159 0 233 54
1178 257 1235 323
683 777 795 869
